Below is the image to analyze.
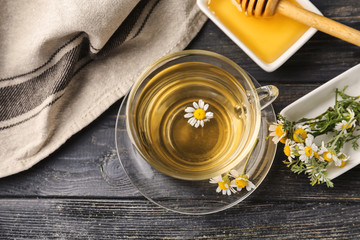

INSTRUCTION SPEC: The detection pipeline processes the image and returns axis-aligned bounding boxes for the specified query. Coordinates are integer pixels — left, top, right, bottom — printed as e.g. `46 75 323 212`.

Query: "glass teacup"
126 50 278 181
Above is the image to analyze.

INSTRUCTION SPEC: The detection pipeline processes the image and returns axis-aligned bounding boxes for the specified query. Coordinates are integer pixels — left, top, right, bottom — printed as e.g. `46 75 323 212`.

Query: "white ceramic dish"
281 64 360 180
196 0 322 72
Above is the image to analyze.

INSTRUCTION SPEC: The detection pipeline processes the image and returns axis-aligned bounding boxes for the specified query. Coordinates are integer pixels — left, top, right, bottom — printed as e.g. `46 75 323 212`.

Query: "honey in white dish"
207 0 310 63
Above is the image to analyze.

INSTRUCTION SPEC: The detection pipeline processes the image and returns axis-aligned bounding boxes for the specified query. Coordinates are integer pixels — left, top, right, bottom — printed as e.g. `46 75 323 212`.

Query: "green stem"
242 138 259 175
330 120 353 149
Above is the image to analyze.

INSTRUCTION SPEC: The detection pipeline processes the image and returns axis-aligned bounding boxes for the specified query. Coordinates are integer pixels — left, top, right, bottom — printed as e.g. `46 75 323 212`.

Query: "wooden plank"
0 198 360 239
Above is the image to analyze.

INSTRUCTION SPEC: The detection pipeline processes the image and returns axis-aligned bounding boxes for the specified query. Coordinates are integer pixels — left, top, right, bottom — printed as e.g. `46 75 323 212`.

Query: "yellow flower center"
293 128 307 143
337 160 346 168
235 174 249 188
314 151 319 159
323 152 332 162
304 146 313 157
218 181 228 190
193 109 206 120
342 123 351 130
275 124 285 137
235 179 248 188
280 137 287 144
284 145 291 156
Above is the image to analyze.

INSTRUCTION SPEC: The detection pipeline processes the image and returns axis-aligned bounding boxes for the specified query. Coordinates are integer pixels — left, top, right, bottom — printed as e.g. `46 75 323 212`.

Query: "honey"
207 0 310 63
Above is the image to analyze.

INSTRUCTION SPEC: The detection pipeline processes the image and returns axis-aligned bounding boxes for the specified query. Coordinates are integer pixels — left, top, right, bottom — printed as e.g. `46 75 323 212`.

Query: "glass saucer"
115 80 277 215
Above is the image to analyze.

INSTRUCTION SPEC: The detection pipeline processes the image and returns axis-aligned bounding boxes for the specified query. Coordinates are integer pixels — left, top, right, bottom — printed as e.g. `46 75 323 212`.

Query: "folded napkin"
0 0 207 178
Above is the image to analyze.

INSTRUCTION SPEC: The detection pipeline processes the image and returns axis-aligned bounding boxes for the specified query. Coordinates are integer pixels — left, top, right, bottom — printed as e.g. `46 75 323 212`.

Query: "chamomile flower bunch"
269 87 360 187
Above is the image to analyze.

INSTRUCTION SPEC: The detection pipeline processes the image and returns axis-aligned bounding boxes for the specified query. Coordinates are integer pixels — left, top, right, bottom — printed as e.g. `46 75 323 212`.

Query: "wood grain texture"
0 0 360 239
1 198 360 239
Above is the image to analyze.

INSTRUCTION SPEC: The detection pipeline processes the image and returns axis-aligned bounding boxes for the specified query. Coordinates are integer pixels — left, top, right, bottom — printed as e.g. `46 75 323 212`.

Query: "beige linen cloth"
0 0 207 178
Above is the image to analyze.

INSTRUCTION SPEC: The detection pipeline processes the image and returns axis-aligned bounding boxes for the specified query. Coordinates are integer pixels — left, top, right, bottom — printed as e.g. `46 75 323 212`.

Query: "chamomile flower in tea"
184 99 214 128
270 87 360 187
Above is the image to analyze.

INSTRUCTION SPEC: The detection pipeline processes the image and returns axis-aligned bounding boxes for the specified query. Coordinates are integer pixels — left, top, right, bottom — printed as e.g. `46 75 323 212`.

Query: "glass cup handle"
256 85 279 110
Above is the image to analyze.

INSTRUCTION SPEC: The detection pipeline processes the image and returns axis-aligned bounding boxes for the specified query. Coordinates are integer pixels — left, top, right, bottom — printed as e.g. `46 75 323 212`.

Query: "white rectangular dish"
196 0 322 72
281 64 360 180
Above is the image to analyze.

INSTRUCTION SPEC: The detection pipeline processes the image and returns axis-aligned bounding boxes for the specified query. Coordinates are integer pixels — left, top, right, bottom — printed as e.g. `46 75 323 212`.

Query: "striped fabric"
0 0 207 178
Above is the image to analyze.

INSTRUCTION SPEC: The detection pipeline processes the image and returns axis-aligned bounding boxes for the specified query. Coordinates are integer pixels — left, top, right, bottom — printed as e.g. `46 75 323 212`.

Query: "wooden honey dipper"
234 0 360 46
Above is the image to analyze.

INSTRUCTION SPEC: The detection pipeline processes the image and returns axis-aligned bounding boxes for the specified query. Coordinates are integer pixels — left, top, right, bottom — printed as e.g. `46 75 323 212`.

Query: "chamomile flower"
346 108 355 120
284 139 296 162
298 134 318 163
335 120 355 133
321 146 341 166
269 120 287 144
335 108 356 132
293 125 310 143
337 153 350 168
209 175 236 195
184 99 213 128
229 170 256 192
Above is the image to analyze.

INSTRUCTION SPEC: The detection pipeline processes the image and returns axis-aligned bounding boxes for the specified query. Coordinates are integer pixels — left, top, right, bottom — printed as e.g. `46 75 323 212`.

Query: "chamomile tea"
128 61 256 180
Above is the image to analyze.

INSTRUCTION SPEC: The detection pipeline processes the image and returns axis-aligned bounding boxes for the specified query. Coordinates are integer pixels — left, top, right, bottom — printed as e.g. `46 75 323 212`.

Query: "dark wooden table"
1 1 360 239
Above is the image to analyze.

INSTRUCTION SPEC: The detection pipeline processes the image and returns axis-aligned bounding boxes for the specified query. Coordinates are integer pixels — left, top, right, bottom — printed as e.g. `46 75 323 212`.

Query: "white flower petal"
335 122 342 131
192 118 198 126
185 107 195 113
271 136 280 144
347 108 355 119
200 120 204 127
195 120 200 128
188 117 196 126
216 187 221 193
269 132 277 137
307 134 314 142
206 112 214 119
184 113 193 118
269 125 277 131
334 158 342 166
199 99 204 109
193 101 199 109
246 181 256 191
209 175 222 183
311 144 318 152
204 104 209 111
